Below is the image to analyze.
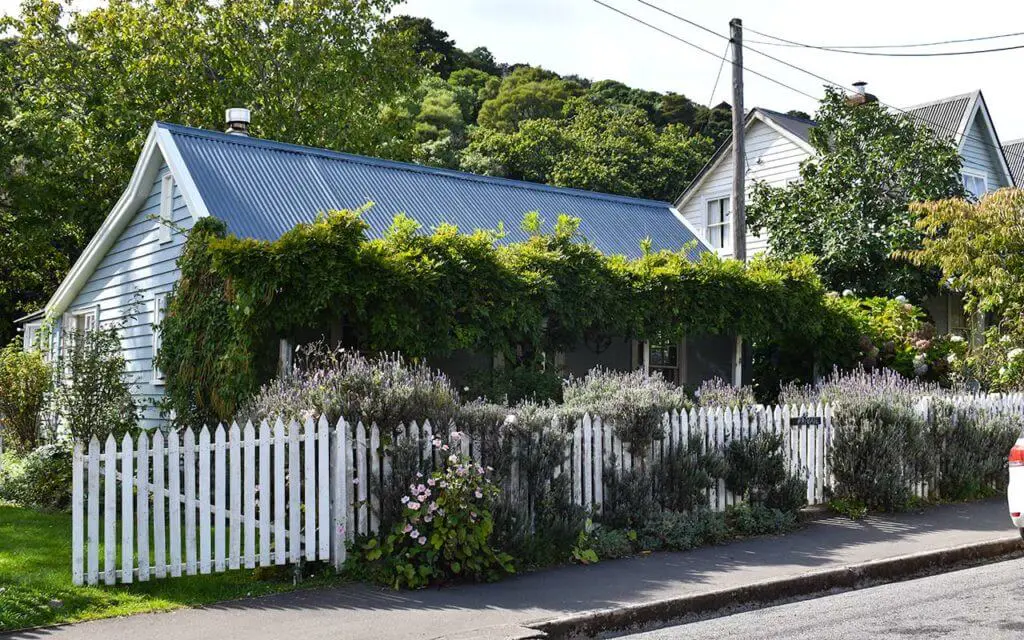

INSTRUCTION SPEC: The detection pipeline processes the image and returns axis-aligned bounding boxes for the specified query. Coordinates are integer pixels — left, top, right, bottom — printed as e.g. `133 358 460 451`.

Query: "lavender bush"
241 343 460 430
695 377 756 408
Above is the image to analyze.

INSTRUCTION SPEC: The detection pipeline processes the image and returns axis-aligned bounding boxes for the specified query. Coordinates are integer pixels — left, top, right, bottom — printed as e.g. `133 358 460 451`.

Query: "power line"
743 25 1024 57
623 0 1024 167
706 41 729 106
588 0 820 101
744 29 1024 51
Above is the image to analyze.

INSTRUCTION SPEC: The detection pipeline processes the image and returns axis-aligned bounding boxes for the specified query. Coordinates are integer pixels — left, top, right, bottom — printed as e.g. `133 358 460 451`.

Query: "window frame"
158 173 174 244
961 169 988 200
704 193 732 254
152 293 168 384
22 321 42 352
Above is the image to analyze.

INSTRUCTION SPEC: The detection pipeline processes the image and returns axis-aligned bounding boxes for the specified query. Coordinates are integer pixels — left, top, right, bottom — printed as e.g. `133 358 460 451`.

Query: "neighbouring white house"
18 111 741 428
674 86 1017 336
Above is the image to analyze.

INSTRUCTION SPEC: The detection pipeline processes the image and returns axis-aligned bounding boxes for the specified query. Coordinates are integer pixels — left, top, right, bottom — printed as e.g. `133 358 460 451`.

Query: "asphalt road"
620 557 1024 640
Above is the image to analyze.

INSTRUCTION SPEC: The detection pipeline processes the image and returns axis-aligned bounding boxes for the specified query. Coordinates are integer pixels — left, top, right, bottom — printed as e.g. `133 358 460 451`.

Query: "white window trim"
23 321 42 352
158 173 174 244
68 306 99 334
152 293 168 384
702 192 732 256
961 169 988 200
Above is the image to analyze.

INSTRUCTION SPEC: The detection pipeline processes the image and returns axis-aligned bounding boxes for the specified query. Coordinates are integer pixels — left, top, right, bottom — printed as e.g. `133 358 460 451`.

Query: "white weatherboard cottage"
23 111 736 429
675 88 1017 335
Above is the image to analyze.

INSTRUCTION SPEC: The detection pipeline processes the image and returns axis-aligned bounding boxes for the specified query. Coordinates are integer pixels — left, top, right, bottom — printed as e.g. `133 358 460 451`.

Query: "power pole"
730 17 746 388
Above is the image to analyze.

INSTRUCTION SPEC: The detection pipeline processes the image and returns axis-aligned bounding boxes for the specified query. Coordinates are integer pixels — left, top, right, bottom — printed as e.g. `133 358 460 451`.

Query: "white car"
1008 437 1024 537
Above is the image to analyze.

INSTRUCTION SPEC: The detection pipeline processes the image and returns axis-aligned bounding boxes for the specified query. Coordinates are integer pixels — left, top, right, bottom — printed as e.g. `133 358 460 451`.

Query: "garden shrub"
695 378 756 408
638 508 730 552
242 343 460 430
360 448 514 589
0 443 73 511
928 401 1021 501
563 368 691 457
723 503 800 537
464 364 564 404
652 433 725 512
55 324 138 442
599 461 660 530
586 525 636 560
0 341 52 453
723 431 806 512
829 399 928 511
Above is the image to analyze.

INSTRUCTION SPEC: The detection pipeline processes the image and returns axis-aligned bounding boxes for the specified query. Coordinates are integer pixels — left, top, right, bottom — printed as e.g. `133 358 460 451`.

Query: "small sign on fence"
790 416 822 426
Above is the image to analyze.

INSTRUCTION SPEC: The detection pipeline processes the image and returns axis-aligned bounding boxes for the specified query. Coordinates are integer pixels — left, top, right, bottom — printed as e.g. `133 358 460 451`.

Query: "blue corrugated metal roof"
159 123 707 260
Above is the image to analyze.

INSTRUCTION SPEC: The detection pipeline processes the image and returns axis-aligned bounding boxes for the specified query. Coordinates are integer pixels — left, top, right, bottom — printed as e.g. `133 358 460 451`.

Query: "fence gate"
71 416 349 586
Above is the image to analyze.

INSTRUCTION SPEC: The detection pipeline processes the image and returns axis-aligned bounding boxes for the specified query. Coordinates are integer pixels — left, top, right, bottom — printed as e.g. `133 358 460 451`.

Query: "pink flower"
424 514 433 523
407 501 420 510
429 502 438 512
403 523 412 533
439 481 448 489
427 478 436 487
410 529 420 539
401 495 410 504
432 438 442 447
441 444 449 451
474 490 483 499
448 454 458 464
418 536 427 545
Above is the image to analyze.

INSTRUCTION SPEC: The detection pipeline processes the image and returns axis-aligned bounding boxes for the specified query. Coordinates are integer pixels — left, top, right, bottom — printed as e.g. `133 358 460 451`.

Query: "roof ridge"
156 122 672 209
756 107 817 125
904 90 979 112
1002 138 1024 146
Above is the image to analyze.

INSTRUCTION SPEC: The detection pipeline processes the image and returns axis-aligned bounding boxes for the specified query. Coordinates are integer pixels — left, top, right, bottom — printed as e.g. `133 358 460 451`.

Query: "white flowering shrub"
360 442 514 588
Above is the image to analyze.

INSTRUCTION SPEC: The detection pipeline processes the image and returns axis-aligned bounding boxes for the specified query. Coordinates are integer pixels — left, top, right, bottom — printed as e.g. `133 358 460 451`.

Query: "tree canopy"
747 87 964 300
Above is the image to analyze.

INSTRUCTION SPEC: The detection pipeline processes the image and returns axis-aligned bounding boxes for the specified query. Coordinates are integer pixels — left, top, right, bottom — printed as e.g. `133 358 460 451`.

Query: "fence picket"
103 434 117 586
243 422 256 569
152 430 166 579
229 422 242 570
332 417 349 569
318 415 330 561
198 426 212 574
137 431 150 581
582 414 593 510
72 441 84 585
356 422 368 537
345 419 355 543
87 437 99 585
273 419 286 565
369 424 380 535
183 428 197 575
123 436 139 578
288 420 302 563
169 429 181 578
593 415 604 513
305 418 317 561
572 422 582 506
259 420 272 566
214 425 227 572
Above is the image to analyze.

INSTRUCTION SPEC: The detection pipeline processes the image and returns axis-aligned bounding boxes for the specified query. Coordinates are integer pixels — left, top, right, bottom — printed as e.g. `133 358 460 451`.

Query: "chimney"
225 108 251 136
846 81 878 106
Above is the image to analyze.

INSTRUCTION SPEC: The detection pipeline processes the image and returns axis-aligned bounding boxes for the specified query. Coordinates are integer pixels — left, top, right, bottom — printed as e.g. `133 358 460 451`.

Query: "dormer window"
706 195 731 251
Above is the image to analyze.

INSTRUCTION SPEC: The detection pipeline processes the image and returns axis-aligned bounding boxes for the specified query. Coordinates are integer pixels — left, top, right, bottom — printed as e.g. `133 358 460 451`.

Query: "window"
69 308 97 335
962 171 988 200
706 196 731 251
152 294 167 383
23 322 42 352
159 174 174 244
62 307 98 375
648 339 680 383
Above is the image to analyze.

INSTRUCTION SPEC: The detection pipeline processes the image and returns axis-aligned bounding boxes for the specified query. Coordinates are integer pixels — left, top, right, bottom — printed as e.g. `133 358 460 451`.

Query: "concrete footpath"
7 499 1018 640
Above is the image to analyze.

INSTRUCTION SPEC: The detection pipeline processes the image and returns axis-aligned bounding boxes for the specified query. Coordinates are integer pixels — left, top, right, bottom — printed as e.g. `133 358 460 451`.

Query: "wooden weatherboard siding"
961 109 1011 192
62 162 193 428
678 119 811 259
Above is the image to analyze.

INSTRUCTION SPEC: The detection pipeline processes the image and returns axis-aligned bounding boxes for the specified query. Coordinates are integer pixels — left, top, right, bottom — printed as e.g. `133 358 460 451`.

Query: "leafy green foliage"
359 451 514 589
0 443 72 512
927 401 1021 501
747 86 965 300
0 341 51 453
159 209 910 424
653 434 725 512
54 324 138 442
723 431 807 512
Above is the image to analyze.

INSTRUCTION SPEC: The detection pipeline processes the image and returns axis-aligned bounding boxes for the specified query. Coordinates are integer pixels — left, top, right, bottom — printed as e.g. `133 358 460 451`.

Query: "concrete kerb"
529 536 1024 639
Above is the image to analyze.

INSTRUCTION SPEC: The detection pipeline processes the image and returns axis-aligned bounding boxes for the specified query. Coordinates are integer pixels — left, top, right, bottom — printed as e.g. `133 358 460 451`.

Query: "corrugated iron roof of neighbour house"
757 108 815 144
1002 139 1024 187
905 92 976 142
159 123 707 260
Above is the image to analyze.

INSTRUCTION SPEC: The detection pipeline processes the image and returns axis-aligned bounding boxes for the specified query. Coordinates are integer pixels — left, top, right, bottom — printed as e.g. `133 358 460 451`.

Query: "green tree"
747 87 964 300
0 0 421 341
476 66 583 132
463 99 713 201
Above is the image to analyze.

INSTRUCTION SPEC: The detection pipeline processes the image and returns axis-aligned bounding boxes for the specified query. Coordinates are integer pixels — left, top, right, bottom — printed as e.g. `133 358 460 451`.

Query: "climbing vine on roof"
157 209 927 426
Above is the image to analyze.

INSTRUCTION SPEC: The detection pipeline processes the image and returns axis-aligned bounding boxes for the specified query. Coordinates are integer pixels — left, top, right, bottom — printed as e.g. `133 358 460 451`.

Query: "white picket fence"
70 394 1024 586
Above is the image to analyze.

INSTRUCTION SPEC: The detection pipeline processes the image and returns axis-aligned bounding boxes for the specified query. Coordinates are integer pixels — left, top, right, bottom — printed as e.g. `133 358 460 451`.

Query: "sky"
2 0 1023 140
